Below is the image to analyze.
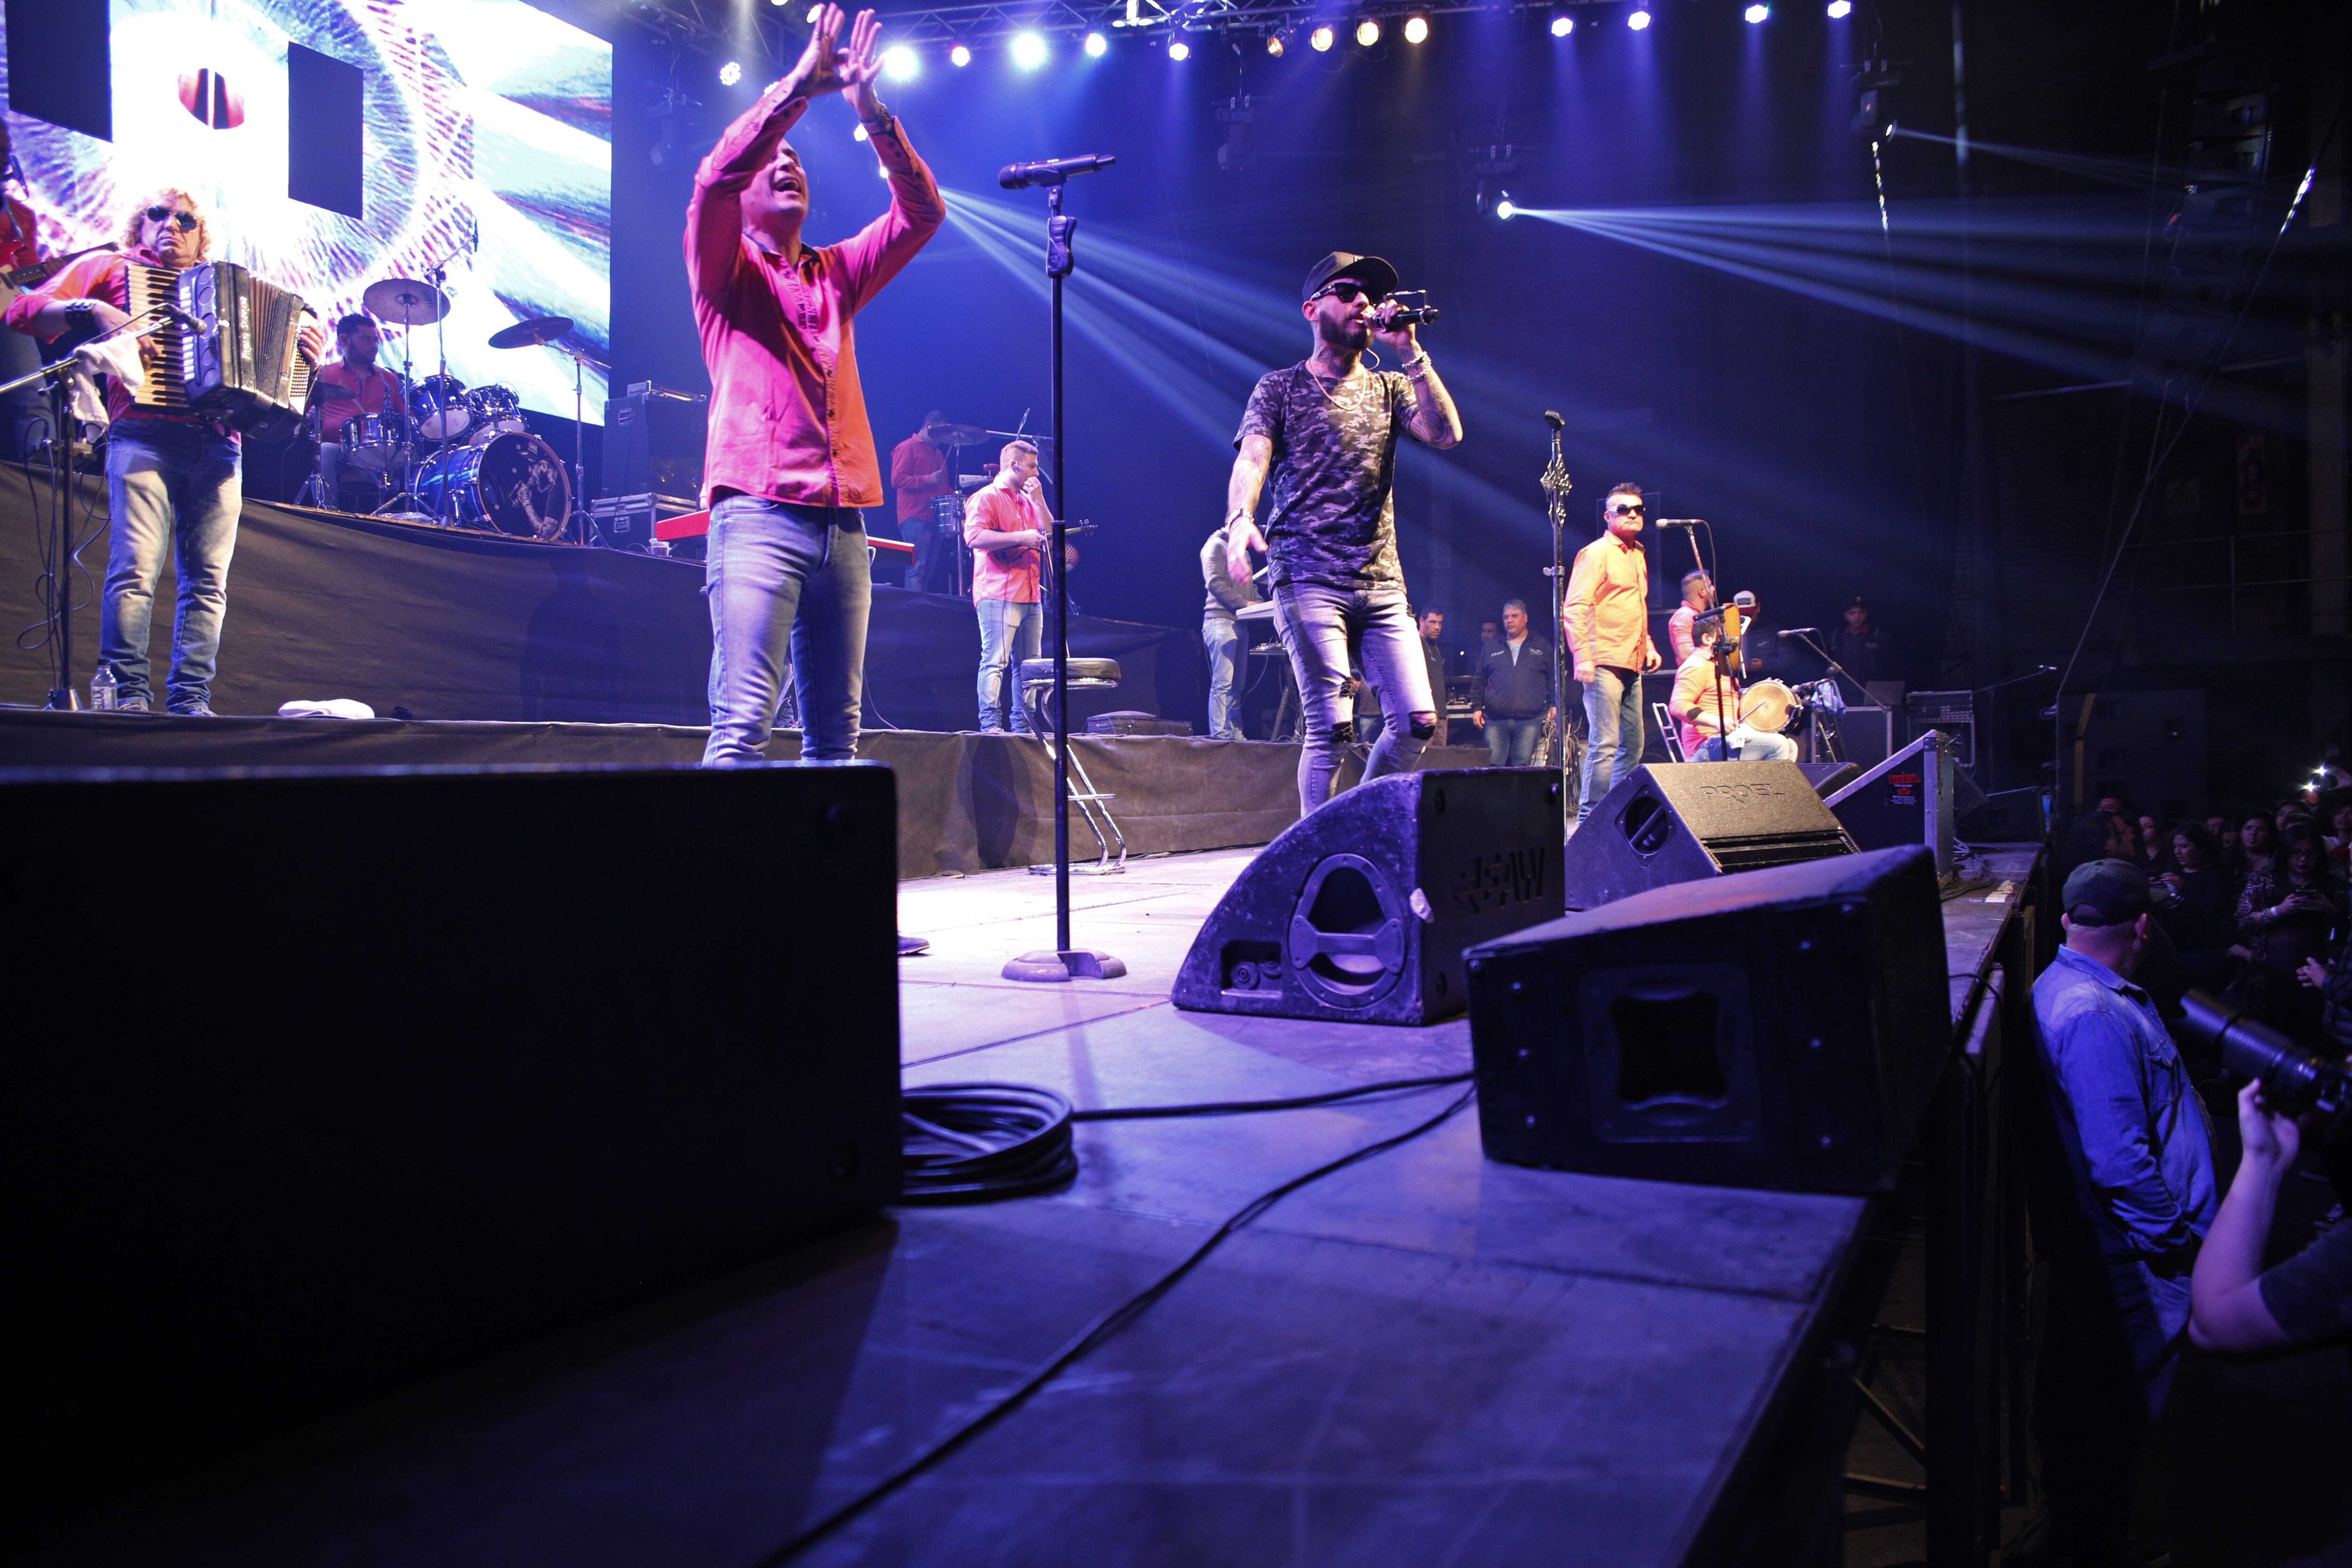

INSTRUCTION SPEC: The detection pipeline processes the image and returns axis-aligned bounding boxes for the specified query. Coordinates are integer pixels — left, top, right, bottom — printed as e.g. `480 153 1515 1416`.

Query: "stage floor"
29 845 2037 1567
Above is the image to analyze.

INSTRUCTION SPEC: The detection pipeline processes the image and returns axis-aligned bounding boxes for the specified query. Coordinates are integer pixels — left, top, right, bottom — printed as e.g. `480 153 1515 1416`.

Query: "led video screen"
2 0 611 423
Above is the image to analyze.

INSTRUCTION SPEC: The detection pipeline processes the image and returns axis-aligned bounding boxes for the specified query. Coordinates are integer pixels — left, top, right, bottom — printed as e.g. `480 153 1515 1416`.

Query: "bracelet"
1400 350 1433 376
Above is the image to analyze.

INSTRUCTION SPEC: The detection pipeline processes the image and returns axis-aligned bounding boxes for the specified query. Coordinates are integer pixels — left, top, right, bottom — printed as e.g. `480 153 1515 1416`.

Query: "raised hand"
838 10 886 121
785 5 853 99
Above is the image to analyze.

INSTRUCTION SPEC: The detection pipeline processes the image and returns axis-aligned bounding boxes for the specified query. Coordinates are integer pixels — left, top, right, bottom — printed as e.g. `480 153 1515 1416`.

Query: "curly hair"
118 188 211 262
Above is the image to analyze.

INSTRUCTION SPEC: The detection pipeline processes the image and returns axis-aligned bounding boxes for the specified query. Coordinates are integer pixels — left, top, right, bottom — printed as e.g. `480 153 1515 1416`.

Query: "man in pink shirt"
964 438 1053 733
1563 480 1661 821
310 313 402 509
685 4 942 765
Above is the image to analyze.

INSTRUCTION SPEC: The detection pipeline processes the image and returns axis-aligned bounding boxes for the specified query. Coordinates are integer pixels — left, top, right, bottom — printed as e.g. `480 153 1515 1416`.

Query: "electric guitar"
2 243 117 294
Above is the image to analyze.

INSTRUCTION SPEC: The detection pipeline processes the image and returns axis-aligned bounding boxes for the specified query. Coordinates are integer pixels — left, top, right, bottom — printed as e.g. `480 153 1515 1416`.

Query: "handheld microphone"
1379 290 1440 327
999 153 1117 190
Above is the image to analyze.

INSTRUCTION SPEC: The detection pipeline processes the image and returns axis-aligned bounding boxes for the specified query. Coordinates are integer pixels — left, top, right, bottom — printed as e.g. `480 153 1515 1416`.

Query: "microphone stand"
1002 172 1123 985
1539 416 1573 840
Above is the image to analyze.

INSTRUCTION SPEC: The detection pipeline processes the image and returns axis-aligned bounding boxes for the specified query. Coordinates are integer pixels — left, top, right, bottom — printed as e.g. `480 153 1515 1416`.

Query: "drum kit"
306 272 588 543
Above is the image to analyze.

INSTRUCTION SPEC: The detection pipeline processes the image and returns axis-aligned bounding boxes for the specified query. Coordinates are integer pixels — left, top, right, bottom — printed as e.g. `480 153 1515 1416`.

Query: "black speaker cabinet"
1466 845 1948 1193
1172 769 1565 1025
1 762 900 1503
1563 761 1855 911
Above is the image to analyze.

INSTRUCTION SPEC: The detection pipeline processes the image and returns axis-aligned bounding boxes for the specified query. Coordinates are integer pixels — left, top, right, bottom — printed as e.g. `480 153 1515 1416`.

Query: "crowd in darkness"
2056 791 2352 1045
2033 783 2352 1566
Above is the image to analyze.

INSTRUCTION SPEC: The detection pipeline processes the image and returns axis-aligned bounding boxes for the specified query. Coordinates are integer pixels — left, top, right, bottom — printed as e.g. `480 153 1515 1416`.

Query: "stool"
1018 655 1127 876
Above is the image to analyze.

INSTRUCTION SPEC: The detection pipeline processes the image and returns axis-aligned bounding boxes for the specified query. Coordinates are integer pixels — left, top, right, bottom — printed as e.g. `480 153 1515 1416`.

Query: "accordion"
124 260 317 440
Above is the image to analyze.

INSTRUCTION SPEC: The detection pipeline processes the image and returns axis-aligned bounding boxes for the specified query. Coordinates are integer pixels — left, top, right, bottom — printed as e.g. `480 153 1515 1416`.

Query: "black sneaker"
167 703 222 718
898 933 930 957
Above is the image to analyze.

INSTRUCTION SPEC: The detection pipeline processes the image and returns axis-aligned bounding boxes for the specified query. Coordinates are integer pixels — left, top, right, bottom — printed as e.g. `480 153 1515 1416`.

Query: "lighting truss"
673 0 1615 50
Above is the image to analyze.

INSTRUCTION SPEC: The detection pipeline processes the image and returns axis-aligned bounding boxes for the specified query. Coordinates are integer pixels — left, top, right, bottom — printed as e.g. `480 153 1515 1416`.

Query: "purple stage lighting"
1549 13 1573 35
1627 8 1651 30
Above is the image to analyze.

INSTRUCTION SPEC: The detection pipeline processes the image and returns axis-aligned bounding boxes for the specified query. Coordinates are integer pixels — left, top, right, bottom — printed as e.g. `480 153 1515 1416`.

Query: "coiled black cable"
898 1082 1079 1204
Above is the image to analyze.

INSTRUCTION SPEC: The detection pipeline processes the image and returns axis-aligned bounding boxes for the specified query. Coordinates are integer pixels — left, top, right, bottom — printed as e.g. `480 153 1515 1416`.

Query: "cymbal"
488 314 575 350
923 421 989 446
363 277 449 326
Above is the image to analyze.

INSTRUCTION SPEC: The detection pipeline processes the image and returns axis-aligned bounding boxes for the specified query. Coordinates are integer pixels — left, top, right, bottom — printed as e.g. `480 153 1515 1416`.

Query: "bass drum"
414 432 573 541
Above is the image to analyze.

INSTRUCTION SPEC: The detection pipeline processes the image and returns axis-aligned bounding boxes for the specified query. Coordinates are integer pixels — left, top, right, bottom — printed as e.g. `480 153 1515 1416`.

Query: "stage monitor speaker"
1797 761 1861 797
1563 761 1856 912
1466 844 1947 1193
2 763 900 1506
1838 706 1894 771
1172 769 1565 1025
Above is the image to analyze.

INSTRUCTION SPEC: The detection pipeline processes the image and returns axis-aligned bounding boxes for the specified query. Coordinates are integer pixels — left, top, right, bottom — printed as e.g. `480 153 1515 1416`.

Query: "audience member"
2137 814 2168 874
2239 812 2279 888
2029 858 2217 1568
2156 822 2237 990
2233 829 2343 1038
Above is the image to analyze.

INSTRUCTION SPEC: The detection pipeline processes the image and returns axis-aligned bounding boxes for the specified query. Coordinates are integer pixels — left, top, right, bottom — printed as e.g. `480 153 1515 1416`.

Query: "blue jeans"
1485 716 1542 766
1273 582 1434 812
102 419 242 711
702 496 870 765
1577 665 1645 820
1203 615 1244 740
976 596 1043 733
1698 726 1798 762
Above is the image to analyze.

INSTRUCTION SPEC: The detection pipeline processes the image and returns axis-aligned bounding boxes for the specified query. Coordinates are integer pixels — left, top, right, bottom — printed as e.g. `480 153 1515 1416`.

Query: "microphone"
999 153 1116 189
1776 628 1823 639
1379 290 1440 328
1543 409 1565 429
163 306 213 336
1654 518 1704 529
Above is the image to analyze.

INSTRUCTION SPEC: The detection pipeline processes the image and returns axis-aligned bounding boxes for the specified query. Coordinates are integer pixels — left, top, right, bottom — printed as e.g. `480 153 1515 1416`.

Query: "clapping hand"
787 6 883 119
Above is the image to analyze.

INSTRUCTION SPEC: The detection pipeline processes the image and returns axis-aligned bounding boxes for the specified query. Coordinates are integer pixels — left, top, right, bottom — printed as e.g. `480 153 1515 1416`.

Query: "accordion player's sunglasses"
145 206 200 232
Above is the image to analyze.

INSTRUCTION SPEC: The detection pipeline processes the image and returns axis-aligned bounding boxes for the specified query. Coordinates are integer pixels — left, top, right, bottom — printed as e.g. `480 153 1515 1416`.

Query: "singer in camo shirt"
1222 251 1464 813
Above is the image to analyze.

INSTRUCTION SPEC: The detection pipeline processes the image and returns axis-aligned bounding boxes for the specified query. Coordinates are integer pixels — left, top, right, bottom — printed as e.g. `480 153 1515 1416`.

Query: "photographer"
2189 1081 2352 1352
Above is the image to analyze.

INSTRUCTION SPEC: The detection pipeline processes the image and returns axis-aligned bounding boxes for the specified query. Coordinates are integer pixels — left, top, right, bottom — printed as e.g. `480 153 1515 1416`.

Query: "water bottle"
90 664 117 711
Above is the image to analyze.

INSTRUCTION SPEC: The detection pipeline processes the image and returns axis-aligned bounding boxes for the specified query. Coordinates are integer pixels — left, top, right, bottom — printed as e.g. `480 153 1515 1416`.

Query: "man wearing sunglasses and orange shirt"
1563 481 1662 822
8 190 324 714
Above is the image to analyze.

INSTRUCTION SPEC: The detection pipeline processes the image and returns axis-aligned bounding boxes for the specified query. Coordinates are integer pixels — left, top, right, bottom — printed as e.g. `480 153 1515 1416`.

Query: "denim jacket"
2031 944 2218 1264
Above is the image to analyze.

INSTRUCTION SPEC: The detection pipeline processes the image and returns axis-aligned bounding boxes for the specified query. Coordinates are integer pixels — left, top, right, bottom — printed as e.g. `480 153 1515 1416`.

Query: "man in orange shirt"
1563 481 1661 820
1669 619 1797 762
964 438 1052 733
1666 569 1712 665
310 313 402 510
890 409 953 589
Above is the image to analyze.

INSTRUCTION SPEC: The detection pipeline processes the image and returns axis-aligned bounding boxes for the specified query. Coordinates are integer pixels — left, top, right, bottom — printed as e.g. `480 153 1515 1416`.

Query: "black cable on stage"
1071 1069 1473 1122
775 1082 1478 1565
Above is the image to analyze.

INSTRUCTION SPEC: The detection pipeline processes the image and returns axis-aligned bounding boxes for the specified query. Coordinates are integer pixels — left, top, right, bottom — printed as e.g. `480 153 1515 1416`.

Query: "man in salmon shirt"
963 438 1053 734
1563 480 1662 821
686 3 942 766
7 187 323 715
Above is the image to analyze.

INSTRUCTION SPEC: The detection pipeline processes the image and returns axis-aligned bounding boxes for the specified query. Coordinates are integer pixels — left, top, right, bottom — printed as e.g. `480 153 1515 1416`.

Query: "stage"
22 840 2042 1567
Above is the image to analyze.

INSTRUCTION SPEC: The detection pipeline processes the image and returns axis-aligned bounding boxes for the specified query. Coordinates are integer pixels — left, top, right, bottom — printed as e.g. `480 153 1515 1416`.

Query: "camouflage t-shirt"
1235 362 1418 592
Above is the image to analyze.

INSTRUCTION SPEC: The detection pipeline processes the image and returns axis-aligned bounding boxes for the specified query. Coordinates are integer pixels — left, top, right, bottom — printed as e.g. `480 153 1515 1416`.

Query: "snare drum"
337 412 404 473
411 373 471 442
464 383 528 441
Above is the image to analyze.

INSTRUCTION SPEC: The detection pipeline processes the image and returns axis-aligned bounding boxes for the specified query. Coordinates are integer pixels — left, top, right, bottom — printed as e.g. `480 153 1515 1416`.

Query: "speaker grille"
1707 831 1856 876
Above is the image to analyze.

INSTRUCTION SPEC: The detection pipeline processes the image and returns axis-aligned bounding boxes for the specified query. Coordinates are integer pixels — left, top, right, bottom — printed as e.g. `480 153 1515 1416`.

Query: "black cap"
1301 251 1399 304
2062 858 2149 925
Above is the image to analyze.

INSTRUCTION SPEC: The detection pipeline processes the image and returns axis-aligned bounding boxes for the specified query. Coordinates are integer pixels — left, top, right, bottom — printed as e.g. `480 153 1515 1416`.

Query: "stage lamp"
1355 17 1379 46
805 3 821 19
853 122 868 141
950 42 972 65
1168 37 1190 59
882 44 919 80
1826 0 1851 14
1266 30 1285 55
1402 14 1428 42
1627 8 1651 29
1549 13 1573 35
1010 30 1049 69
1494 194 1517 220
1743 2 1768 20
1084 30 1108 55
1309 23 1335 49
717 59 744 86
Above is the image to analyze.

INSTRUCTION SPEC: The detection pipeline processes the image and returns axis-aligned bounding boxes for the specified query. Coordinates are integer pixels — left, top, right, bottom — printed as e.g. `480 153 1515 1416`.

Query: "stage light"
1627 7 1651 28
767 0 787 8
805 3 821 19
1010 30 1049 69
950 42 972 65
1402 15 1428 42
1743 2 1768 19
1168 37 1189 59
882 44 920 80
1355 17 1379 46
1266 30 1285 55
878 164 890 179
1085 30 1109 55
717 59 743 86
1495 195 1517 220
1309 24 1335 49
1549 13 1573 35
1826 0 1851 14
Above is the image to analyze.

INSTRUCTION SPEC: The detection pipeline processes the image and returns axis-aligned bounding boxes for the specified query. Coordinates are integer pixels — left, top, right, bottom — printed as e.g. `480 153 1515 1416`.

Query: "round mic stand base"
1002 948 1129 984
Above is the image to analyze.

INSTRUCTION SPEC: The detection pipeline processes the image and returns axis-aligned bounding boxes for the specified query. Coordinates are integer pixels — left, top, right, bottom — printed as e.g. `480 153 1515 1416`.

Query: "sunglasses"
145 206 200 232
1312 280 1379 304
1608 502 1645 517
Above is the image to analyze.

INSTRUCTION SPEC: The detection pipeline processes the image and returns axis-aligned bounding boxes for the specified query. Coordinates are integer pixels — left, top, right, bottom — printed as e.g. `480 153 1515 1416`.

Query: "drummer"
311 313 402 509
